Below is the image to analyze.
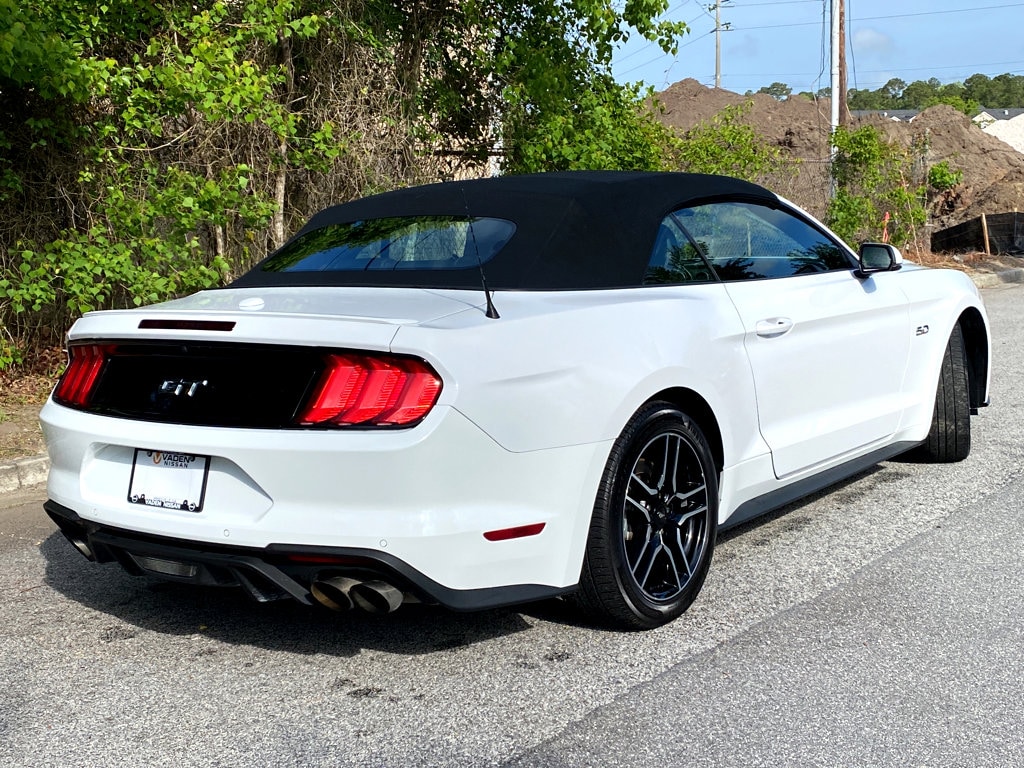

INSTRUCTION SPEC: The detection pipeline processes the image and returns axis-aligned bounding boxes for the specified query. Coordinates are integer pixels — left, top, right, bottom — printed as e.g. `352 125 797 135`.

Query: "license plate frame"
127 449 211 513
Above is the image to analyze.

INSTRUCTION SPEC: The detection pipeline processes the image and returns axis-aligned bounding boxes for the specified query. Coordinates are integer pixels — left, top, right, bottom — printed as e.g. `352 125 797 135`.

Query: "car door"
671 200 912 479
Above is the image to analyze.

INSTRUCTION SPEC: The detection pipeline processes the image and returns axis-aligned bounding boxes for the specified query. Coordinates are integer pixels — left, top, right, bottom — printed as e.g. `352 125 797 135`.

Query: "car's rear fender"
395 286 770 470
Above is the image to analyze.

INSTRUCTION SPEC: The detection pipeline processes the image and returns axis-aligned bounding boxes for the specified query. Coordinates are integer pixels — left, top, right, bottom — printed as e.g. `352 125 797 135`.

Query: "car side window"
672 201 853 281
644 216 716 285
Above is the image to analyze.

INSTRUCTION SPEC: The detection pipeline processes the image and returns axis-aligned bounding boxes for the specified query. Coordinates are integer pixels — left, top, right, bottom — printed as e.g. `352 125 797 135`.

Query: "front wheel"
574 402 718 630
914 322 971 463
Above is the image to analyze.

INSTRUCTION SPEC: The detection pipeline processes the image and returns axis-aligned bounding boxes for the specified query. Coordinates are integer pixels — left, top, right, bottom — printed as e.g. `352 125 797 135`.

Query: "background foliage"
845 73 1024 114
826 124 928 248
3 0 912 371
0 0 693 366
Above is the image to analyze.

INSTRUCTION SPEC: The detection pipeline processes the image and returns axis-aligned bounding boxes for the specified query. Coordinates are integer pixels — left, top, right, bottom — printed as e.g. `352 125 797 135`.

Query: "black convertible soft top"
231 171 781 291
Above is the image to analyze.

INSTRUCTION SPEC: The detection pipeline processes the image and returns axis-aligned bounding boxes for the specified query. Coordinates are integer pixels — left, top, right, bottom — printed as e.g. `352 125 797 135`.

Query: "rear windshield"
260 216 517 273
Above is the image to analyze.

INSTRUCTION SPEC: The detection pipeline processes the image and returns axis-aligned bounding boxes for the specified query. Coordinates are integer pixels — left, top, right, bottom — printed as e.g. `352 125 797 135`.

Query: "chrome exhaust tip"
68 535 94 560
350 580 404 614
310 575 361 612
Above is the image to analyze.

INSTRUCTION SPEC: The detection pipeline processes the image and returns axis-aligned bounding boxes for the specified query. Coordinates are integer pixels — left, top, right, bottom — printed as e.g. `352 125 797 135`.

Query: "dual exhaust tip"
310 575 405 614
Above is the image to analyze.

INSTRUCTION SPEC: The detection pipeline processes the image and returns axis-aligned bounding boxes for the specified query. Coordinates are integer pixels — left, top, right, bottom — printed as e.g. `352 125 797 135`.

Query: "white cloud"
727 34 760 60
852 27 895 58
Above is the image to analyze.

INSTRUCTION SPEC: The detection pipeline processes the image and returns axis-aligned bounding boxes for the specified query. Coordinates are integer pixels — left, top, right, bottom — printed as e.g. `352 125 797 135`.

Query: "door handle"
755 317 794 338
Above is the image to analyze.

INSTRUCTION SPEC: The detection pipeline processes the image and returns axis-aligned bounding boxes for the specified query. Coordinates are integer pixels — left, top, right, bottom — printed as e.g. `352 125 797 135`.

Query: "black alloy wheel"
575 401 717 630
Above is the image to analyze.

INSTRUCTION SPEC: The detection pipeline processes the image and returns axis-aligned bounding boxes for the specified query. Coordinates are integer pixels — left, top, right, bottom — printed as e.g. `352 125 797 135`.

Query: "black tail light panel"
76 341 324 429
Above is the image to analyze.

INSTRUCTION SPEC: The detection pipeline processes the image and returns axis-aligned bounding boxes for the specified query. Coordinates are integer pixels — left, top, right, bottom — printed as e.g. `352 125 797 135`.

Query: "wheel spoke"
668 435 681 495
670 483 706 504
626 493 653 519
657 435 670 491
674 504 707 527
626 524 653 572
634 538 663 588
672 526 695 578
661 543 683 592
629 471 658 497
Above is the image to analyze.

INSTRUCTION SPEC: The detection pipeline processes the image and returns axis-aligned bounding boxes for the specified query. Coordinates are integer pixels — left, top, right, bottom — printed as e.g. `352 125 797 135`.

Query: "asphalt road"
2 283 1023 767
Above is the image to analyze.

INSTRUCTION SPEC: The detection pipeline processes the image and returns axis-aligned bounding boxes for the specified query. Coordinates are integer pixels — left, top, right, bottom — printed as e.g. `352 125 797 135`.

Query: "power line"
615 0 1024 88
850 2 1024 22
614 1 696 64
735 20 829 30
617 17 712 77
851 60 1024 76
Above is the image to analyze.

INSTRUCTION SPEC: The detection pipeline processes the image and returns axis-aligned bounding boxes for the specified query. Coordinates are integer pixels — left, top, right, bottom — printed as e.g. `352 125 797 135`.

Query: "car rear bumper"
40 399 611 597
44 499 570 611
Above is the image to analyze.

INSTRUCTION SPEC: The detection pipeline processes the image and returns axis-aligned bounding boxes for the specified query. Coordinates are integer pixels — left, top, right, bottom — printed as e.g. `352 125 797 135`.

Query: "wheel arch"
957 306 990 410
645 387 724 477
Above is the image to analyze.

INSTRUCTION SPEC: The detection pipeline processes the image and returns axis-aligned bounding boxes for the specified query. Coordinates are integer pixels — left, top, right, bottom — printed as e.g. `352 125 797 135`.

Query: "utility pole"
830 0 841 196
838 0 850 125
712 0 732 89
830 0 841 140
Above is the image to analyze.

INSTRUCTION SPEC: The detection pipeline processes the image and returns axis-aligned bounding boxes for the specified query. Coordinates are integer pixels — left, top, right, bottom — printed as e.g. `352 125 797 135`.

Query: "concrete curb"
0 268 1019 494
973 267 1024 289
0 455 49 493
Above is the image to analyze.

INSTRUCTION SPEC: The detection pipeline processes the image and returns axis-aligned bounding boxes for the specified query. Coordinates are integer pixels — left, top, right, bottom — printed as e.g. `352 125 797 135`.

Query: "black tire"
573 402 718 630
916 322 971 462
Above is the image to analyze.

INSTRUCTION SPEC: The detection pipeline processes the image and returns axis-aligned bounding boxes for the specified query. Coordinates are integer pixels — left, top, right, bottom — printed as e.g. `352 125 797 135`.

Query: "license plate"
128 449 210 512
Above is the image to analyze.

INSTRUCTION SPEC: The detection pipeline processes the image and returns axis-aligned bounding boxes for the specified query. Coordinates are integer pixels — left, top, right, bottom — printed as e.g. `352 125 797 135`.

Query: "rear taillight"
54 344 117 408
298 353 442 427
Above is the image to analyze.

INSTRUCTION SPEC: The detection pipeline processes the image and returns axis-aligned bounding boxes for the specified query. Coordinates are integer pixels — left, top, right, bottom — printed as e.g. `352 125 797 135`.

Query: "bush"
827 125 926 247
927 161 963 192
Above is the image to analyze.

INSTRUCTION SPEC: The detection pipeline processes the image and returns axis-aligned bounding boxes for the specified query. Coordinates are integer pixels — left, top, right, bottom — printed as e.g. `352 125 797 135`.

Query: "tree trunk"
272 139 287 249
272 29 296 249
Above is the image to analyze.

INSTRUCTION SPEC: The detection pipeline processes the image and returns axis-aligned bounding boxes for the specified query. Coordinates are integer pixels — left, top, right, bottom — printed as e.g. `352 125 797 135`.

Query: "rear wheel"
574 402 717 630
915 322 971 463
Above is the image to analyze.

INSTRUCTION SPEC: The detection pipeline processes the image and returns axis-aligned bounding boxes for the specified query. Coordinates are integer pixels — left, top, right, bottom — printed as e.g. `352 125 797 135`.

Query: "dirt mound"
658 78 833 159
863 105 1024 226
655 81 1024 229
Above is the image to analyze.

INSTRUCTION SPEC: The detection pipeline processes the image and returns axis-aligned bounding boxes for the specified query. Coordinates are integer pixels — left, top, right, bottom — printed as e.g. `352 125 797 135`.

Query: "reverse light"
53 344 117 408
298 353 442 427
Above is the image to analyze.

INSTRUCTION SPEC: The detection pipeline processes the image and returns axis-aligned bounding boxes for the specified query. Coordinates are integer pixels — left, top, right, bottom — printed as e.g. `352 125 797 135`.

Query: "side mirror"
856 242 903 278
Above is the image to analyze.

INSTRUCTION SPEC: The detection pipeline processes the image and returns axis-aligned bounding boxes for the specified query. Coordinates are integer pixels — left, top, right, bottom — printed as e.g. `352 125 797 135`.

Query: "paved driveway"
2 284 1022 767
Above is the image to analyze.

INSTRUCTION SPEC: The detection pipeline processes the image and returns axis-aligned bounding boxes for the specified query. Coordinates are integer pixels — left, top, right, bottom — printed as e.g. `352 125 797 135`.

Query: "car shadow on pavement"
716 461 910 544
37 461 911 654
38 532 564 656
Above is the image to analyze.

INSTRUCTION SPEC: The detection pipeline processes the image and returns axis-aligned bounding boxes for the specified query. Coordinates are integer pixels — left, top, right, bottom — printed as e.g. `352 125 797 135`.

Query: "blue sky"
611 1 1024 95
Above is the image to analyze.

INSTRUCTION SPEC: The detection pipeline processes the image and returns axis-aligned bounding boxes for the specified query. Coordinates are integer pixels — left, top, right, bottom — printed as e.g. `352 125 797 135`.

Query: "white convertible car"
41 171 990 629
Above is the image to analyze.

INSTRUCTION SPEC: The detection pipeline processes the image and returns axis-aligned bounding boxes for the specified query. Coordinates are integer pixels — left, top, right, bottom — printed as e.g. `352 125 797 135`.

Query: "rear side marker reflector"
138 319 236 331
484 523 546 542
298 353 442 427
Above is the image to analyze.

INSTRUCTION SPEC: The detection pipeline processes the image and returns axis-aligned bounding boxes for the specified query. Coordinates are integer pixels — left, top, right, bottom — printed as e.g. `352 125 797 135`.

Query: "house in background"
974 108 1024 153
851 109 920 122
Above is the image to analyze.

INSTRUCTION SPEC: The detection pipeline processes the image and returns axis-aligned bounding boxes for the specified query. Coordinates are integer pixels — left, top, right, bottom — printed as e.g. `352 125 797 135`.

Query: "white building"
973 108 1024 153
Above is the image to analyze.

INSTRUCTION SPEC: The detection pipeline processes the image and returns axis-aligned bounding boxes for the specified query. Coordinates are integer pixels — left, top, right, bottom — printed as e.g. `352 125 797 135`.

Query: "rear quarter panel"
392 286 771 469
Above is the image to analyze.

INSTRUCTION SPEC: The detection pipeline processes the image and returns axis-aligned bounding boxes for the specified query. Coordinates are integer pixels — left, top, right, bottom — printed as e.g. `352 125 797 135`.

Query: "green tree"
827 125 926 248
0 0 692 367
756 82 792 101
900 79 938 109
881 77 907 103
671 104 787 181
353 0 688 172
847 87 889 110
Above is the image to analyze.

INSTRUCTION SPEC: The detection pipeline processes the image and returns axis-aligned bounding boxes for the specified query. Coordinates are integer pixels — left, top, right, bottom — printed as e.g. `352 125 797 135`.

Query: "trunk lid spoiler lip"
66 287 485 350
